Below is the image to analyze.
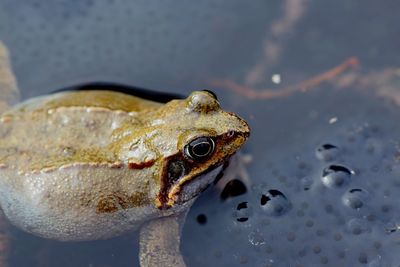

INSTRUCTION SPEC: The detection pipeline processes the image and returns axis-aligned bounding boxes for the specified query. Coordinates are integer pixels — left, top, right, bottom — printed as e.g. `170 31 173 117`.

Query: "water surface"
1 1 400 266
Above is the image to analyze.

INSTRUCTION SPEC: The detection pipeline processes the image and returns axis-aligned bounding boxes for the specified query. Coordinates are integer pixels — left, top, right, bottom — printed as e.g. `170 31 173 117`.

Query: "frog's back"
0 90 166 240
0 90 162 173
4 90 162 115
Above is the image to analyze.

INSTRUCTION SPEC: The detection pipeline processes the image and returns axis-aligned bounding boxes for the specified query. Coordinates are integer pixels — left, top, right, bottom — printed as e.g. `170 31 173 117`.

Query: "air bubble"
384 221 399 233
234 202 252 222
316 144 339 161
260 190 291 216
237 202 248 210
321 165 352 188
342 188 369 209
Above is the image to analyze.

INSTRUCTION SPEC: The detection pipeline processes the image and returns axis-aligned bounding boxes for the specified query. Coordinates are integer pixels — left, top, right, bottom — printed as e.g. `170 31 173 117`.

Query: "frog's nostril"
224 131 236 140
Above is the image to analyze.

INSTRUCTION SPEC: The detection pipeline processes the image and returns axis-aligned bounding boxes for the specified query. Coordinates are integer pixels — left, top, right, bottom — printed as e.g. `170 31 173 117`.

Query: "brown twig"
210 57 359 100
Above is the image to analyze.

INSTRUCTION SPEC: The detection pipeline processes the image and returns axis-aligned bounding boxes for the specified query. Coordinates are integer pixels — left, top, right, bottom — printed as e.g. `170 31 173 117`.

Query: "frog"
0 41 250 266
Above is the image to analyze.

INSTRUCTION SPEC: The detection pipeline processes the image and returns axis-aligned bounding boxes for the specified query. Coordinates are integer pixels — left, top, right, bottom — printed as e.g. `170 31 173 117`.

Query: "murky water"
1 1 400 266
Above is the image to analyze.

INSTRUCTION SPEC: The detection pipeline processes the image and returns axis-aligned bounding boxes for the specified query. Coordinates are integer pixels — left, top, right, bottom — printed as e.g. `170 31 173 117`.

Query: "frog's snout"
228 112 251 139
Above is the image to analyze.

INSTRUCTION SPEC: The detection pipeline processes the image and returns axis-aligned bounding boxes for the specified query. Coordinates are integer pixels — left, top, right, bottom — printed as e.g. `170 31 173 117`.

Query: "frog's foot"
139 212 188 267
0 41 19 113
0 210 10 267
210 57 359 100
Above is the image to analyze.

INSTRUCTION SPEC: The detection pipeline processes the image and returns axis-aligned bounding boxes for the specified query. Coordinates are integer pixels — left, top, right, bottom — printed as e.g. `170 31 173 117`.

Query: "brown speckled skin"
0 41 250 266
0 90 249 242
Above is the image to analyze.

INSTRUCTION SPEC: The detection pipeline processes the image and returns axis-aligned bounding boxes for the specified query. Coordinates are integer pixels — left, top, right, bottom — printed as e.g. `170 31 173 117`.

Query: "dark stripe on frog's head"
156 152 190 209
51 82 184 103
128 159 156 169
156 155 223 210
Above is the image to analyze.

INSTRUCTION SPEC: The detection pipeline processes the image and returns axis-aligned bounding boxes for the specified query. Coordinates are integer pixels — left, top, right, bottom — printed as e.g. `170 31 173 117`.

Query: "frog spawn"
184 122 400 267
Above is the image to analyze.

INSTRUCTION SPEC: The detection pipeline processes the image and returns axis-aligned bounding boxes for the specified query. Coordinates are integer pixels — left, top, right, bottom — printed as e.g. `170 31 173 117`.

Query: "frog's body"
0 42 250 266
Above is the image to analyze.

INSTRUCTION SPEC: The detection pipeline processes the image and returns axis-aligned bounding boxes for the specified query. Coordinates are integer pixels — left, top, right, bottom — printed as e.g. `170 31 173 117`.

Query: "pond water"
1 1 400 266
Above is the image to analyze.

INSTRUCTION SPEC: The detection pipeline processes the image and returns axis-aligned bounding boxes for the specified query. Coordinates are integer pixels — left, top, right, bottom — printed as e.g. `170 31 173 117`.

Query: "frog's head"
154 91 250 209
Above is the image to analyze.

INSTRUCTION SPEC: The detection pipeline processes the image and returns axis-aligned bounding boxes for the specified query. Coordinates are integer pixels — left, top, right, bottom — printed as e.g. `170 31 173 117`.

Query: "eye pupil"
193 142 211 157
185 137 215 160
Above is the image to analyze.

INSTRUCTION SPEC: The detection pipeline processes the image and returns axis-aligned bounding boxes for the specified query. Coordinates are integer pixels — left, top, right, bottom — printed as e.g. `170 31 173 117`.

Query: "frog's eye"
187 91 219 113
184 137 215 160
202 90 218 101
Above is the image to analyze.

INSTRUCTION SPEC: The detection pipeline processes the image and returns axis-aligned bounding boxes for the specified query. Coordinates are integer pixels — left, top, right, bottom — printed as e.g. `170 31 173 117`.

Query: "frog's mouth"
156 161 224 210
173 164 224 205
156 130 249 209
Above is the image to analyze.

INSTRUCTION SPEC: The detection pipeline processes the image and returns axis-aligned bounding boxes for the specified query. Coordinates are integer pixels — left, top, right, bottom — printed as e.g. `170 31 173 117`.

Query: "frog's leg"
139 211 188 267
0 41 19 113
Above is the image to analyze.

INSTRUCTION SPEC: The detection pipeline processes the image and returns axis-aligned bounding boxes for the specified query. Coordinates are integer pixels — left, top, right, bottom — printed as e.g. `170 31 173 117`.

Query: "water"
1 1 400 266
